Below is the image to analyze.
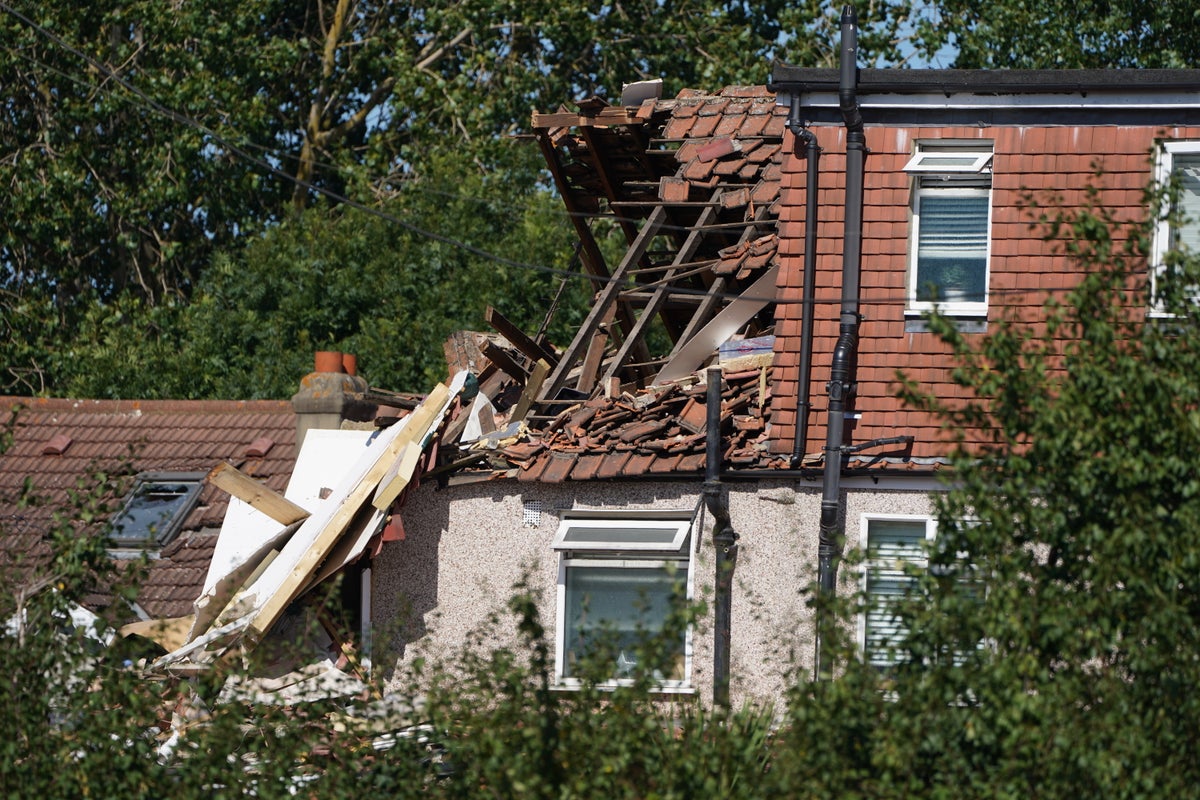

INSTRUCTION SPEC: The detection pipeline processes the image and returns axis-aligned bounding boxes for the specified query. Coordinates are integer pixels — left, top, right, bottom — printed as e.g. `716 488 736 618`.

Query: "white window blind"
864 518 929 669
914 192 990 303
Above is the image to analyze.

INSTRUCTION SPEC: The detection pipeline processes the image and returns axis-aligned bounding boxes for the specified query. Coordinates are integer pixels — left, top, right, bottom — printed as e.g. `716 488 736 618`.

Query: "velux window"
108 473 203 555
1151 141 1200 306
552 511 694 690
905 142 994 316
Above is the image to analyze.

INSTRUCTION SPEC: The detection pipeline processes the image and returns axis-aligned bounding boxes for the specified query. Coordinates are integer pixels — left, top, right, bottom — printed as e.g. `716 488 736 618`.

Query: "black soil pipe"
704 366 738 707
816 4 866 678
788 111 821 469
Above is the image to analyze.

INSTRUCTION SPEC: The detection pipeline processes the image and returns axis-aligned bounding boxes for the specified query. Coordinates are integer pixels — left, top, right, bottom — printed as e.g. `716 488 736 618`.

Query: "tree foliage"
43 156 584 398
772 195 1200 798
0 0 915 398
916 0 1200 68
7 191 1200 794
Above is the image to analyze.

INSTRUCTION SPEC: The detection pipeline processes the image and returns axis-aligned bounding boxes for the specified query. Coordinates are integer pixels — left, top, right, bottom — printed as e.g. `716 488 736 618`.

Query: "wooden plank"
511 359 551 423
531 108 644 129
485 306 558 366
537 205 667 404
372 382 452 511
206 462 310 526
535 131 612 288
575 308 613 393
482 339 529 381
653 265 780 385
241 380 457 641
601 204 718 388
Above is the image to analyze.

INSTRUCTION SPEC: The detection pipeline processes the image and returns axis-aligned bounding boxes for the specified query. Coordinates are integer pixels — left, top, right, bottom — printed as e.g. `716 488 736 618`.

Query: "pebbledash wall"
371 477 939 705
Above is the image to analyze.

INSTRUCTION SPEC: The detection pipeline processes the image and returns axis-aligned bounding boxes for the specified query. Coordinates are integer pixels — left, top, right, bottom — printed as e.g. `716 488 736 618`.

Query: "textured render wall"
372 476 940 705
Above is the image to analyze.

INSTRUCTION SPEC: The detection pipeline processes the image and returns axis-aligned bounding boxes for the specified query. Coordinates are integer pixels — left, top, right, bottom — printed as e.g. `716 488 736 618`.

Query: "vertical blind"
1173 154 1200 254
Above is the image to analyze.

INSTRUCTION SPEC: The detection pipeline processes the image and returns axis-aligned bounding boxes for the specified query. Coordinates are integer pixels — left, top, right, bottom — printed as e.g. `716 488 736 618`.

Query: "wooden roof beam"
536 206 667 404
600 203 719 389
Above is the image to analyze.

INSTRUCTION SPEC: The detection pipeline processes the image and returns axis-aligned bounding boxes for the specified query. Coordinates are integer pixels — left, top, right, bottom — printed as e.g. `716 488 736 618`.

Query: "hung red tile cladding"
770 122 1200 461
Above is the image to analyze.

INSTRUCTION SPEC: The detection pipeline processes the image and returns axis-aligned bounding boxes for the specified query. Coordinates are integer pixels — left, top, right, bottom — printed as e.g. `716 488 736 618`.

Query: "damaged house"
10 35 1200 710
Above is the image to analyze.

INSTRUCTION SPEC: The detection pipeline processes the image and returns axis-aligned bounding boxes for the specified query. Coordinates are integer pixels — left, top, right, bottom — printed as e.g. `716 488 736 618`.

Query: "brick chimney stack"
291 351 377 450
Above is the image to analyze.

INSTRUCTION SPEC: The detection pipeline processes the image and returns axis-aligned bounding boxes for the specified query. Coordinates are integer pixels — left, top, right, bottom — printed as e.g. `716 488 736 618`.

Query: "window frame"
552 510 697 692
107 472 204 555
1150 140 1200 312
905 142 995 319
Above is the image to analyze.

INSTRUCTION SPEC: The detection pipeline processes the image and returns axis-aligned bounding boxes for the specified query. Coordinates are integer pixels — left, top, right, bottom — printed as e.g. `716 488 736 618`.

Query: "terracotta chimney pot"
314 350 344 373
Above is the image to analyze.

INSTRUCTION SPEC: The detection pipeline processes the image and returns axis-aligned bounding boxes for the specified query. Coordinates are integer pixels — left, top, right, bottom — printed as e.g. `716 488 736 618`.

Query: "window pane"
110 481 197 545
916 194 989 302
557 522 686 549
563 564 685 680
865 520 926 668
1173 154 1200 253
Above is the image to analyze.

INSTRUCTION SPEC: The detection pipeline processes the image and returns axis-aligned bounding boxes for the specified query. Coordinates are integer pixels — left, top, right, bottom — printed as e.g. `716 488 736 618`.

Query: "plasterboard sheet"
284 429 376 509
654 265 780 385
203 429 375 594
224 417 413 620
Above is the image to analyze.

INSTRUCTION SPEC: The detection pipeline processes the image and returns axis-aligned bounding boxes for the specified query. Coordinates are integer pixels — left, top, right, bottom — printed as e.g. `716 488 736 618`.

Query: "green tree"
914 0 1200 68
773 194 1200 798
1 0 916 398
51 157 585 398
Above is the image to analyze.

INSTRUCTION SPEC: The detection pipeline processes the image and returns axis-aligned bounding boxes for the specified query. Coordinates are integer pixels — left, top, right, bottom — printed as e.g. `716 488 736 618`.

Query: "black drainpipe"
787 105 821 469
704 365 738 708
815 3 866 679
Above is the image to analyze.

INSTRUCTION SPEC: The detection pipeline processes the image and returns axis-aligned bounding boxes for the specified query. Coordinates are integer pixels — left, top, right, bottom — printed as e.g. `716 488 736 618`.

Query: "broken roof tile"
738 112 773 138
540 452 578 484
697 97 732 117
595 450 634 479
721 85 773 98
683 156 717 181
663 114 697 139
697 137 742 163
715 112 748 137
621 452 657 477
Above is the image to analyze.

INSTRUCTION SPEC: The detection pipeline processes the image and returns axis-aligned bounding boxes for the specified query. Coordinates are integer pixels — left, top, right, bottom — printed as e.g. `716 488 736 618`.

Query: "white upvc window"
905 142 994 318
859 515 936 669
552 511 695 691
1150 140 1200 308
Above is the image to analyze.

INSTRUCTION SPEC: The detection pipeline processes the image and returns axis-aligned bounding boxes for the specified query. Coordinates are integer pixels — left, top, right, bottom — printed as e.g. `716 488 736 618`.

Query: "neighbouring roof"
0 397 296 618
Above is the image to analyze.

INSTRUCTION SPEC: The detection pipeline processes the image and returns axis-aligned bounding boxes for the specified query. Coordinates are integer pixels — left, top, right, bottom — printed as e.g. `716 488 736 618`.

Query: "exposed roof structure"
524 85 786 407
0 397 296 618
420 87 793 483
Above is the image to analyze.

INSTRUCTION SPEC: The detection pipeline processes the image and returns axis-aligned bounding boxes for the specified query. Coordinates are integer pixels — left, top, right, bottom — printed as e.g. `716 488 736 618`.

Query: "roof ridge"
0 397 295 415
